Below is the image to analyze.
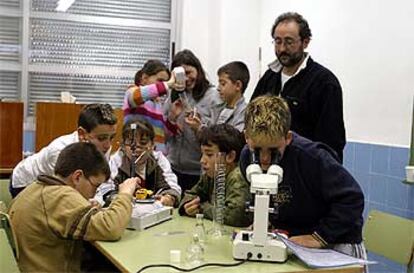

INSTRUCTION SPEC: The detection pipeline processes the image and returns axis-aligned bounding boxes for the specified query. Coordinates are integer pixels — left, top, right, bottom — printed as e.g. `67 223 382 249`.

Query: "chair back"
0 202 19 259
363 210 414 272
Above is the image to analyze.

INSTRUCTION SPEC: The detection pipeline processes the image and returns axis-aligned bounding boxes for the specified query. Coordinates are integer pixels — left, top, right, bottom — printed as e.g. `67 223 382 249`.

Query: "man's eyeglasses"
272 38 301 47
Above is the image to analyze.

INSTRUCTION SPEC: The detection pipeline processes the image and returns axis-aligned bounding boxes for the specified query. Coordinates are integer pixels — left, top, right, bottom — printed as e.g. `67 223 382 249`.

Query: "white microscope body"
233 152 288 262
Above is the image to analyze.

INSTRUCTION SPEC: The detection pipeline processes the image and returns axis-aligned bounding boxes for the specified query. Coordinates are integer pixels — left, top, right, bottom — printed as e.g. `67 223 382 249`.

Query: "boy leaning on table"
9 142 139 273
178 124 252 227
239 95 367 259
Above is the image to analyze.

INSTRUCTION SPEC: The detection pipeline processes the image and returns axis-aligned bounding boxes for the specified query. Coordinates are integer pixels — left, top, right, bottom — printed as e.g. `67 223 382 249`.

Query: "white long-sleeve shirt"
12 131 112 189
12 132 80 188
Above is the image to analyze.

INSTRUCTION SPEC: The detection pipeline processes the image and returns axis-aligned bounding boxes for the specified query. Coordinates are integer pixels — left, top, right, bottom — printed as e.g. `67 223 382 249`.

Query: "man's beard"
276 51 304 68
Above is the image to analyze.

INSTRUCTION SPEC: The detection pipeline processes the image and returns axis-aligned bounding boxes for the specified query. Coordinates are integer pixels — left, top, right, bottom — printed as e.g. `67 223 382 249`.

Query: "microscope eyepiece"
251 148 261 165
270 149 281 165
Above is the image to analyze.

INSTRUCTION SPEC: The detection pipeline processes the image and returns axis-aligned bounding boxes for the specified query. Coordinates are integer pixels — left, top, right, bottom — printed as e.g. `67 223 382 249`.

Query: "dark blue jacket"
252 57 345 162
240 132 364 244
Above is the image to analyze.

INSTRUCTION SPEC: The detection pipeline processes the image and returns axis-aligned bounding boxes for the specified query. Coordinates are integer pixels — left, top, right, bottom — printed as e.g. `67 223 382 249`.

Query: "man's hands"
289 234 323 248
118 177 141 196
183 196 201 216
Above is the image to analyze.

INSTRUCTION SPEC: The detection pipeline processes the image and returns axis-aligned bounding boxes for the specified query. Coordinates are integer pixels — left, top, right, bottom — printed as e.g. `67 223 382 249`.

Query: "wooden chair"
0 207 20 272
363 210 414 273
0 202 19 260
0 102 23 175
35 102 123 153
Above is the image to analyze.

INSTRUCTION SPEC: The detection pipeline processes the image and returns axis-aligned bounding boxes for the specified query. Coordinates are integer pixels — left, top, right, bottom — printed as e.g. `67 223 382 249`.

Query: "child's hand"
118 177 141 196
289 234 323 248
183 196 201 216
168 100 184 123
156 194 175 207
88 199 102 209
184 110 201 131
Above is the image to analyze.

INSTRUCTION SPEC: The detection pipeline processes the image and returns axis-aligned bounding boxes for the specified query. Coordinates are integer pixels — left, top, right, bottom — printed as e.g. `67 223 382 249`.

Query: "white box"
128 203 173 230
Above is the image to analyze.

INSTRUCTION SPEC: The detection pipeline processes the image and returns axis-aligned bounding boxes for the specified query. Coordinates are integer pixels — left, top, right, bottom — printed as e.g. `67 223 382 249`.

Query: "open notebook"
277 235 375 268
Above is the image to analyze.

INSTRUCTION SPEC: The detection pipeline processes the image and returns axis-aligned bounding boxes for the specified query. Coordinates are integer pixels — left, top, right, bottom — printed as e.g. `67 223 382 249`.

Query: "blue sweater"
239 132 364 244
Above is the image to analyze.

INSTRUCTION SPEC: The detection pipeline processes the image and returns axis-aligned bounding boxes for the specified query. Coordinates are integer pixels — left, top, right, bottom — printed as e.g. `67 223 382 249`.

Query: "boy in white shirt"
10 103 117 197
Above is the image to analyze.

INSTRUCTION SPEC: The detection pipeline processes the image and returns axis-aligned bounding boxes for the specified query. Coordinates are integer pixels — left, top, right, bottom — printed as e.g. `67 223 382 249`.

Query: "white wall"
180 0 261 99
179 0 414 147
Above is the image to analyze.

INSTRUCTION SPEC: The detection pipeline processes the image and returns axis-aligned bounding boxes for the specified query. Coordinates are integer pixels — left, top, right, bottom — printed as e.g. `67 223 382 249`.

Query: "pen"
134 151 146 164
154 188 164 196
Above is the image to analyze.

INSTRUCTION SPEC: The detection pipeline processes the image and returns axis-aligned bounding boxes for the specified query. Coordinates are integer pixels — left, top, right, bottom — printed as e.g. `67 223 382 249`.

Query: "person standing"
252 12 345 162
123 60 171 154
164 49 222 194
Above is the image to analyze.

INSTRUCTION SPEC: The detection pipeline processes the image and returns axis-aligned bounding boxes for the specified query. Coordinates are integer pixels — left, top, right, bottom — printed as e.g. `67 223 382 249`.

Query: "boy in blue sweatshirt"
240 96 366 259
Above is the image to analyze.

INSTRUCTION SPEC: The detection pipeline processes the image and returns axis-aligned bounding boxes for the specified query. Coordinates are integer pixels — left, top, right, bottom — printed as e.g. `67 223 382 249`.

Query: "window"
0 0 177 116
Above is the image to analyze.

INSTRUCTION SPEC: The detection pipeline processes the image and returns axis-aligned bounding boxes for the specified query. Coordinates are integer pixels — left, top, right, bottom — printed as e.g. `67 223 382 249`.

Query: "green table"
0 229 20 273
93 213 362 273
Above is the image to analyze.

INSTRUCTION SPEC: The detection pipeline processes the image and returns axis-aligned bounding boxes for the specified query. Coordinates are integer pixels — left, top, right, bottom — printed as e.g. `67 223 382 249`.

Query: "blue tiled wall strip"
344 142 413 220
344 142 413 273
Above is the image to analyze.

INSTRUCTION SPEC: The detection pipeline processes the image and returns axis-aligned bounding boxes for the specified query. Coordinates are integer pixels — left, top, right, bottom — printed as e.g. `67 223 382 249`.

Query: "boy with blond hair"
240 96 366 259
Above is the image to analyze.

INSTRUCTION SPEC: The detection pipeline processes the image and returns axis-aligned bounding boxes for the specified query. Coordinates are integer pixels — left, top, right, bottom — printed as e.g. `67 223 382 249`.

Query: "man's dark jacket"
252 57 346 162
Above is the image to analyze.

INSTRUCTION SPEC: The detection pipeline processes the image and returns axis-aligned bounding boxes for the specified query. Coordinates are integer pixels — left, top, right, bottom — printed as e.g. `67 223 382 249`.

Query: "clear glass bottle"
185 234 204 266
194 213 207 246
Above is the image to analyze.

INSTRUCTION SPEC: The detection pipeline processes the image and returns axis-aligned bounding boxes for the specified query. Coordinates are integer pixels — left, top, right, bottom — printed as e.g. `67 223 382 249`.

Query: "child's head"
77 103 117 155
244 96 292 171
217 61 250 104
171 49 210 101
198 124 245 178
135 60 170 86
55 142 110 199
122 117 155 163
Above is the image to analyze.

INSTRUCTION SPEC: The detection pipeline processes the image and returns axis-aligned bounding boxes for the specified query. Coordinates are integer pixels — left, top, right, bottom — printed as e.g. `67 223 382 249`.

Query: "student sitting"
185 61 249 132
96 118 181 207
8 142 139 273
10 103 117 197
178 124 251 227
239 96 366 259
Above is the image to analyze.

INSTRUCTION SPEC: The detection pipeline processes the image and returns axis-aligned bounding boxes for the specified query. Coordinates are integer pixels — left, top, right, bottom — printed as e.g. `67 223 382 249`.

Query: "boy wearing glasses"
10 103 117 197
251 12 345 162
240 96 366 259
96 117 181 207
9 142 140 273
178 124 251 228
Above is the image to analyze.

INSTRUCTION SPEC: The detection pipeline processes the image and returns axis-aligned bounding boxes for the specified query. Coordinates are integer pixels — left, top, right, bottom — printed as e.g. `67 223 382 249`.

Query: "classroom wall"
180 0 261 101
181 0 414 148
180 2 414 271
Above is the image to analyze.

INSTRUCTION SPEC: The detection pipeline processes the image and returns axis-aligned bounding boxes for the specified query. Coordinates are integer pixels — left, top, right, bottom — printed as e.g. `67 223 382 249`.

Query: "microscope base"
233 231 288 262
